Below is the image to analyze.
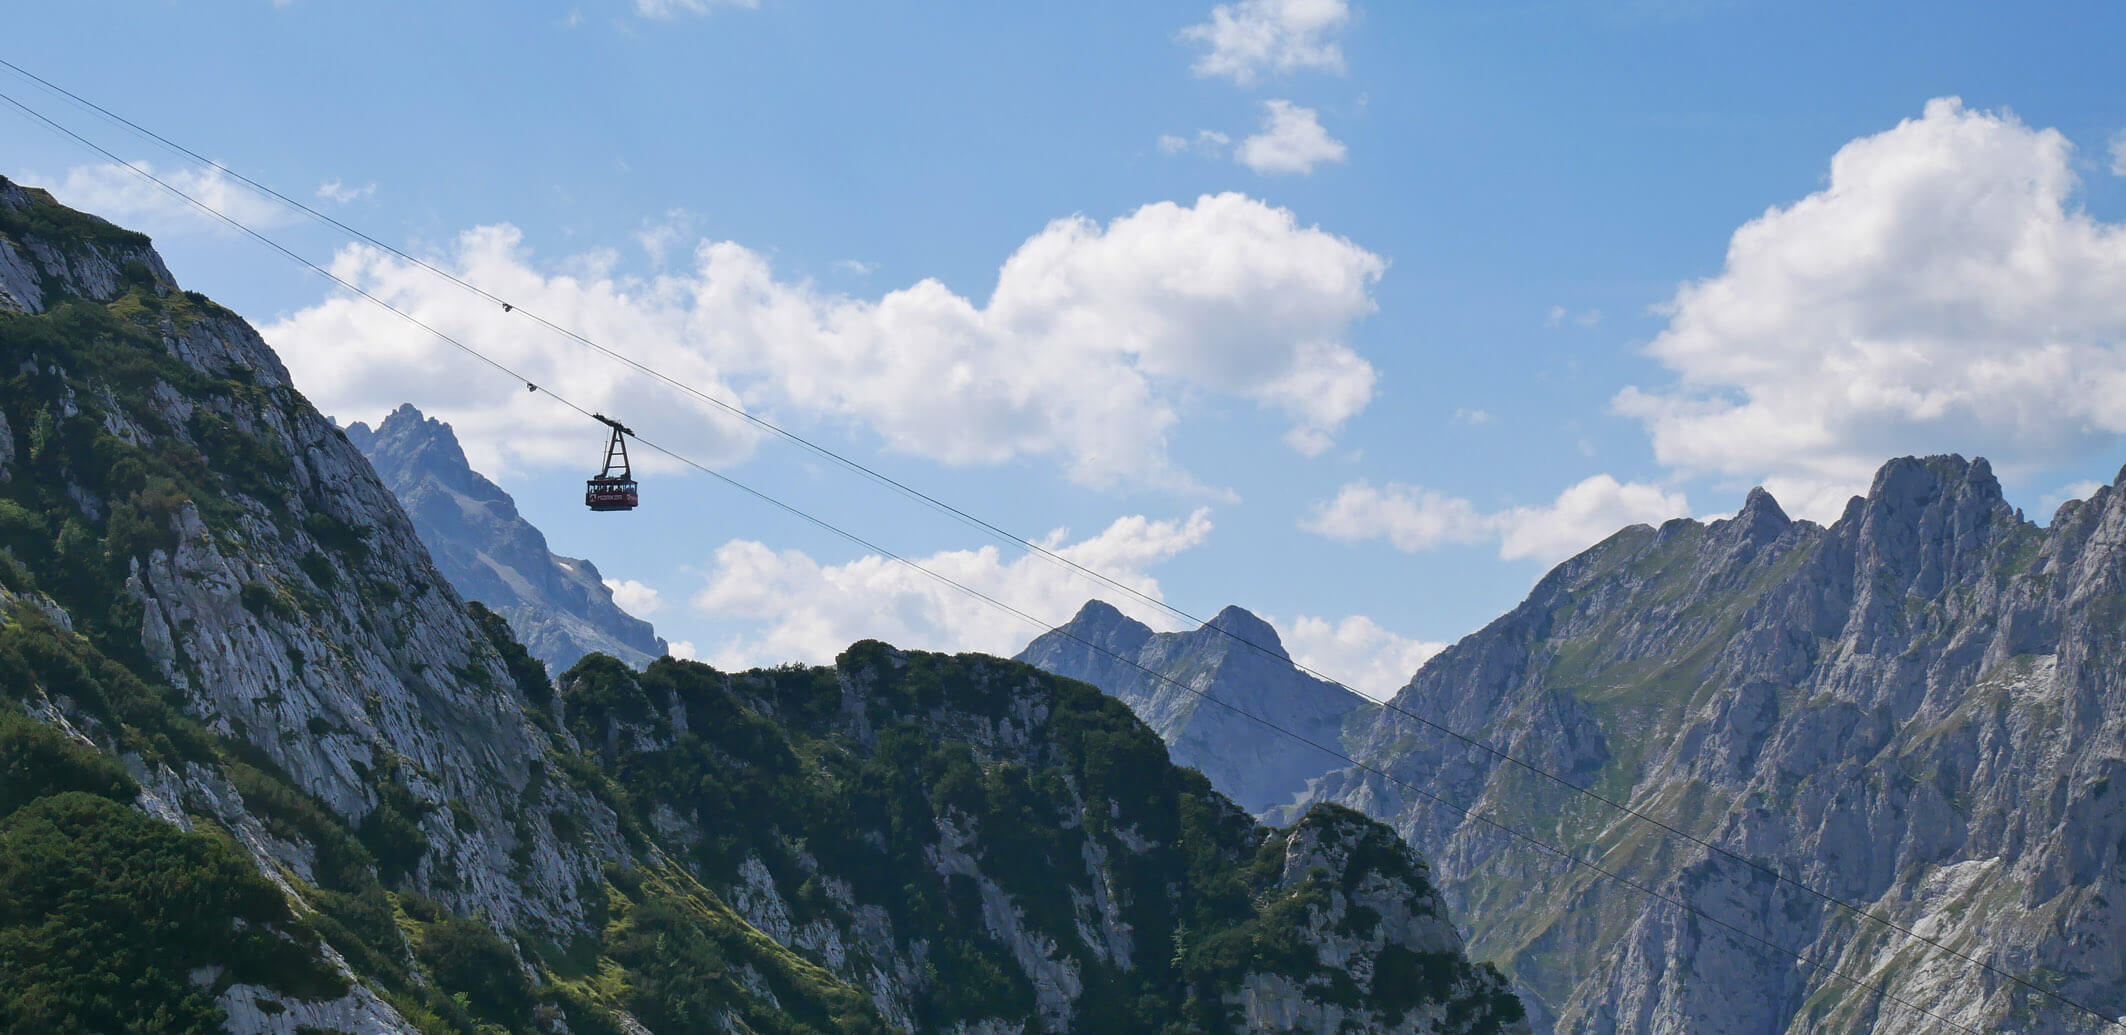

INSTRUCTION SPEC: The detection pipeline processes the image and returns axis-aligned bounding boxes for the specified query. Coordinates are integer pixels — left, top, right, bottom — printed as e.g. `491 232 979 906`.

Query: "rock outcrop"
1310 456 2126 1033
1018 602 1375 814
346 403 666 672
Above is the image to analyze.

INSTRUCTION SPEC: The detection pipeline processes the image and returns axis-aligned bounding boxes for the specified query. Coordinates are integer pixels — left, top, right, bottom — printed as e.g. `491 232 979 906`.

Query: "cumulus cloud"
266 193 1385 488
1158 129 1233 157
604 578 663 617
1236 100 1347 175
36 161 294 235
316 179 376 204
1280 614 1444 700
1303 474 1691 564
263 226 759 477
1616 98 2126 520
633 0 756 17
690 510 1213 669
1182 0 1350 84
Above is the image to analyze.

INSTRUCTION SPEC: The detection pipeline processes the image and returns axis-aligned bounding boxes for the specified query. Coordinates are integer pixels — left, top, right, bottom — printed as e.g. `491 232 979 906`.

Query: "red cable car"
586 415 639 512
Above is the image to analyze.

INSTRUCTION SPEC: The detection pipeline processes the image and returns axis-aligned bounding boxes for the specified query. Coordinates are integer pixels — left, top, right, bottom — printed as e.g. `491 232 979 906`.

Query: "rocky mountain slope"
566 646 1526 1034
1308 459 2126 1033
0 175 1525 1033
1018 602 1375 814
345 403 666 672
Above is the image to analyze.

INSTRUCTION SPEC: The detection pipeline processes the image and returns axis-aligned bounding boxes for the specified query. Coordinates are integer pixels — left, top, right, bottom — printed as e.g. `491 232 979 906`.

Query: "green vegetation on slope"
0 695 346 1033
561 644 1523 1032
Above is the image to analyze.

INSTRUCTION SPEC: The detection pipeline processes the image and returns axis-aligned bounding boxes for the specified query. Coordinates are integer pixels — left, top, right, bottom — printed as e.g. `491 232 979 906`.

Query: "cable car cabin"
586 476 638 511
586 415 639 512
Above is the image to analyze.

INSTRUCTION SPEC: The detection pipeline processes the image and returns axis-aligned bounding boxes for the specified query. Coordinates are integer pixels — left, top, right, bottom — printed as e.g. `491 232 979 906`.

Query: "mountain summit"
1309 455 2126 1032
345 403 666 671
1019 602 1374 814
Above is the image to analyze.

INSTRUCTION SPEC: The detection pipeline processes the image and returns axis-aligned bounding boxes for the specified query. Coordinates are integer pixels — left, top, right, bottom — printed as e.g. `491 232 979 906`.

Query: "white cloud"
665 640 697 660
1545 305 1602 328
1616 98 2126 520
1280 614 1444 700
1490 475 1691 562
691 510 1213 668
604 578 663 617
1158 129 1233 157
833 258 875 276
1182 0 1351 84
266 193 1385 489
1302 482 1489 553
1451 408 1492 426
316 179 376 204
2110 131 2126 176
263 226 761 477
1303 474 1691 564
1236 100 1347 175
36 161 294 236
633 0 756 17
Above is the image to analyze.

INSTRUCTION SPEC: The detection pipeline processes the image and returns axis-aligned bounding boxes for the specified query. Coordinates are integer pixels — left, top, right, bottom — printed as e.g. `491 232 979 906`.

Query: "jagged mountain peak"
1204 603 1289 660
1062 597 1153 637
346 404 488 497
1307 444 2126 1031
1736 485 1789 528
1021 601 1374 815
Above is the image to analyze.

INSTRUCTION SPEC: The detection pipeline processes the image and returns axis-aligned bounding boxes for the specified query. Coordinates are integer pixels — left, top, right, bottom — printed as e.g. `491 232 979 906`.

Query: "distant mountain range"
345 403 666 672
1021 460 2126 1033
1018 601 1374 815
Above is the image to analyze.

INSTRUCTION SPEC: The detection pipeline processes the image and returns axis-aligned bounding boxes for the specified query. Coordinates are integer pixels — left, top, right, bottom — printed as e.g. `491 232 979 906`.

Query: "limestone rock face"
1309 455 2126 1033
345 403 666 672
0 176 624 937
0 175 827 1032
1018 601 1375 814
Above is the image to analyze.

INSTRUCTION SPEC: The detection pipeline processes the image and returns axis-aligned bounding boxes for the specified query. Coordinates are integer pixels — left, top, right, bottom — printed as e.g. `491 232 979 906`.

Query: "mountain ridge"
1016 454 2126 1033
1311 452 2126 1032
1018 601 1374 815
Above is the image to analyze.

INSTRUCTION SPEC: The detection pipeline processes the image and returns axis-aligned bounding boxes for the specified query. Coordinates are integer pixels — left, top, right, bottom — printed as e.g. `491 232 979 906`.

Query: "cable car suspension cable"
0 75 2091 1034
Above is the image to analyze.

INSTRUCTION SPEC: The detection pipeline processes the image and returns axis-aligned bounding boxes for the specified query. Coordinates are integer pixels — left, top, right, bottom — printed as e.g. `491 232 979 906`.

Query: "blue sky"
9 1 2126 694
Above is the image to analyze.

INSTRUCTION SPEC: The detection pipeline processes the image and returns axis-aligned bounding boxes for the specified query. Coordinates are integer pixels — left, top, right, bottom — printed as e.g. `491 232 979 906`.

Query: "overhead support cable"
0 70 2099 1033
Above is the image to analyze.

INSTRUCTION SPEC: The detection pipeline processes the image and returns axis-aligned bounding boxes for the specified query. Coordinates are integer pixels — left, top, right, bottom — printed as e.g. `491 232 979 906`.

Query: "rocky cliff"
345 402 666 672
0 175 1524 1033
1309 458 2126 1033
1018 602 1375 815
564 644 1526 1034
